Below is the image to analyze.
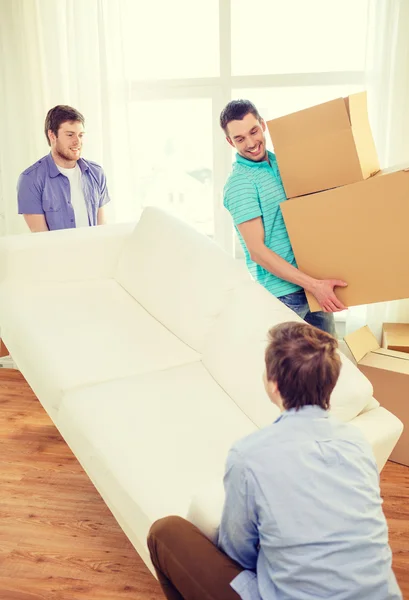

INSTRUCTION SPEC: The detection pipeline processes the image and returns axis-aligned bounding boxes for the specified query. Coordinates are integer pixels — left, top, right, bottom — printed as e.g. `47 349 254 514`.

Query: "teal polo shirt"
223 150 301 298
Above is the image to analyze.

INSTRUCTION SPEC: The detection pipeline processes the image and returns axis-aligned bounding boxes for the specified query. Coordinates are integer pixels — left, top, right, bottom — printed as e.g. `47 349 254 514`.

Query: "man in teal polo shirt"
220 99 347 335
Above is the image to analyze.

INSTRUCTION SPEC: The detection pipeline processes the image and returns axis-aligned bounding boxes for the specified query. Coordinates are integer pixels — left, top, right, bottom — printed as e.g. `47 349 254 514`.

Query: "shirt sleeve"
223 174 261 226
98 169 111 208
218 448 259 570
17 173 44 215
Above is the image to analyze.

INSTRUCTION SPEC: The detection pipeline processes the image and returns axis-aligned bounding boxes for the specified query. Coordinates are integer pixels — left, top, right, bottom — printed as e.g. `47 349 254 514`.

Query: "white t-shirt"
57 163 90 227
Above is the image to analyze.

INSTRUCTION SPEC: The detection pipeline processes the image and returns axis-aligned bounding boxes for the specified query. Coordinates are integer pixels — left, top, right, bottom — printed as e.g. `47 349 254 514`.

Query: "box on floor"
344 325 408 466
382 323 409 354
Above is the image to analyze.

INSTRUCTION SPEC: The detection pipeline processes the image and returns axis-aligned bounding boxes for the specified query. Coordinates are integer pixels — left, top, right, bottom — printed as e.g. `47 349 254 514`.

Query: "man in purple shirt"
17 105 111 232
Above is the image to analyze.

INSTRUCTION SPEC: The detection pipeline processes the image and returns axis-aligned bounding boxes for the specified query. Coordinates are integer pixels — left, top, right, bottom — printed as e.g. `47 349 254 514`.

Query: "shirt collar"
235 150 276 169
46 152 89 178
274 405 329 424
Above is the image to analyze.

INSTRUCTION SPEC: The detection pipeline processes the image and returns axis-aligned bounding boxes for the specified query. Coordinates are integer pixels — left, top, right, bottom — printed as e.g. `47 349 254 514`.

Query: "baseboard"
0 355 18 369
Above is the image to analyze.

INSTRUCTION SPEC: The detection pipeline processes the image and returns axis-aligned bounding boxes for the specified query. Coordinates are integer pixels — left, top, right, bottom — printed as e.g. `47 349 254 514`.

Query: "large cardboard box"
382 323 409 354
280 167 409 312
267 92 380 198
344 326 407 466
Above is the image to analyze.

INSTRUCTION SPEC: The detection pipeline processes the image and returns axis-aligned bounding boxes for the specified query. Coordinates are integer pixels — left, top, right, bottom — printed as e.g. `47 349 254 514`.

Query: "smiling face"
48 120 85 167
225 112 268 162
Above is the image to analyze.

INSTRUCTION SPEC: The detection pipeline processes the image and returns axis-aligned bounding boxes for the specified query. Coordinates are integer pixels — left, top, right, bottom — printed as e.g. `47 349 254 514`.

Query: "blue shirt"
17 153 110 230
223 151 301 298
218 406 402 600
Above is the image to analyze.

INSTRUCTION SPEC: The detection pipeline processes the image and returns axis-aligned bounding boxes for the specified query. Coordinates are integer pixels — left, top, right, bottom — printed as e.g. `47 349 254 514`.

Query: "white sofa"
0 207 403 572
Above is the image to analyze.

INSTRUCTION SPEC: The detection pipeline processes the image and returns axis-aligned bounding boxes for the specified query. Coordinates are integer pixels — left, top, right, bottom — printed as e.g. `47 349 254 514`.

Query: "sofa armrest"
351 406 403 471
0 222 135 283
186 480 225 544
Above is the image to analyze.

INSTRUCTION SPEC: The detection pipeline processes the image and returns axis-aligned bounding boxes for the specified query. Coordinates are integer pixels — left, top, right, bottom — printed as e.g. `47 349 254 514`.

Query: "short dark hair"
265 322 341 411
44 105 85 146
219 99 261 134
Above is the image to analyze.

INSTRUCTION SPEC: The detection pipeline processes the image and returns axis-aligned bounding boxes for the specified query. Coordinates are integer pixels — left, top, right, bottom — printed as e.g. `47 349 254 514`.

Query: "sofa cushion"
202 281 374 426
330 355 375 421
56 362 257 556
0 279 199 417
115 207 249 353
186 479 225 544
202 281 287 427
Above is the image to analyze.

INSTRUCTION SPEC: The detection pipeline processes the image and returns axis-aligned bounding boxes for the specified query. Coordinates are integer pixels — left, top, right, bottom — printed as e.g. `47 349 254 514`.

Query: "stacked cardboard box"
266 92 409 313
267 95 409 461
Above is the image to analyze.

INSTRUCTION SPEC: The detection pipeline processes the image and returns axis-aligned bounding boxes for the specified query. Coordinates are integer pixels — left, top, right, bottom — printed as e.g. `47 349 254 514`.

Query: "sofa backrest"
202 280 375 427
115 207 249 353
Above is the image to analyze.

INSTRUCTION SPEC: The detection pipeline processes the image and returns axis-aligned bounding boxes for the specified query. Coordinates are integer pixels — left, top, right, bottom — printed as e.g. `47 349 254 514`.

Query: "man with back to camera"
17 104 110 232
147 321 402 600
219 99 347 335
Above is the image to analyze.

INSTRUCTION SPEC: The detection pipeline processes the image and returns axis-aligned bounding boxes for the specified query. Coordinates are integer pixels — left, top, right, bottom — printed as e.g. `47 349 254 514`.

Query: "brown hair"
219 99 262 134
44 105 85 146
265 322 341 411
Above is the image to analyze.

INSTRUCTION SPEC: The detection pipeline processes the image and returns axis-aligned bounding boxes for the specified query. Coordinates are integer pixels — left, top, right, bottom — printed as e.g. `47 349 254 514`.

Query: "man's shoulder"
20 155 49 178
329 415 370 445
81 158 105 177
230 424 277 459
224 163 258 200
231 414 373 467
226 161 255 184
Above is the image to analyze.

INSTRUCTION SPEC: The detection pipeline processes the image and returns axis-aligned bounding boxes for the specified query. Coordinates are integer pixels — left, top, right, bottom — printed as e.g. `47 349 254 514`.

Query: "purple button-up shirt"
17 153 111 230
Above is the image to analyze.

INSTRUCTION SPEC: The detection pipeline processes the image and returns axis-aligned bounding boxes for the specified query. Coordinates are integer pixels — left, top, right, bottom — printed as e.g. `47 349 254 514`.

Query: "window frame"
128 0 367 253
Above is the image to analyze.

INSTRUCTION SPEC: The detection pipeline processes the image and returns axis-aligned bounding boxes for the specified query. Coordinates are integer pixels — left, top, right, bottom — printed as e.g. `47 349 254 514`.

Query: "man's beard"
56 144 80 163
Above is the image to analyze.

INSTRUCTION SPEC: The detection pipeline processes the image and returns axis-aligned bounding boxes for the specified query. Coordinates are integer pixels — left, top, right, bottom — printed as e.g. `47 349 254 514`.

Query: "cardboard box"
344 326 407 466
0 339 8 357
382 323 409 354
267 92 380 198
280 167 409 312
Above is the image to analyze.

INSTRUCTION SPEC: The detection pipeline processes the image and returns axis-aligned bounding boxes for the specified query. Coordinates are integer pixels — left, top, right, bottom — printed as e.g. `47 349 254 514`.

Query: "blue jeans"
278 290 336 336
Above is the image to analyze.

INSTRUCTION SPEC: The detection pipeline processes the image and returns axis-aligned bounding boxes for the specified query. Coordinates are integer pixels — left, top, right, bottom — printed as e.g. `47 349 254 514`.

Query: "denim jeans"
278 290 336 336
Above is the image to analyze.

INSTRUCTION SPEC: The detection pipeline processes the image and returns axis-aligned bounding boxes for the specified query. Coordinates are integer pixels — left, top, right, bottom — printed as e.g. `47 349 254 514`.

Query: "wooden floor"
0 370 162 600
1 370 408 599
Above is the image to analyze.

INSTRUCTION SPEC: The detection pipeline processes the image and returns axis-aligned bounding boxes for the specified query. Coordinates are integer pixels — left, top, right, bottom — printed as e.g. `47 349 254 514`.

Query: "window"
233 85 366 122
122 0 219 81
231 0 368 75
129 99 214 236
124 1 369 252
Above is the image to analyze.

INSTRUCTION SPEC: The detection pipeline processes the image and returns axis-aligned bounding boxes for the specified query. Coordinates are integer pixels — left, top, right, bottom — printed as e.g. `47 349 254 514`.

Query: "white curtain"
345 0 409 340
0 0 135 236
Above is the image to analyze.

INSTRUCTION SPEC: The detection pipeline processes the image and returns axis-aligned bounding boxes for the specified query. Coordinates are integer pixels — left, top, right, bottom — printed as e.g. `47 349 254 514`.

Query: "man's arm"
98 169 110 209
238 217 347 313
218 449 259 570
97 206 107 225
23 214 49 232
18 173 49 232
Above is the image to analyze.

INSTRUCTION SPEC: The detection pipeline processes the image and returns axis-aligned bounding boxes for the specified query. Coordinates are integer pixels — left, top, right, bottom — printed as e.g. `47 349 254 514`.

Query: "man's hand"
309 279 348 313
237 219 348 312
